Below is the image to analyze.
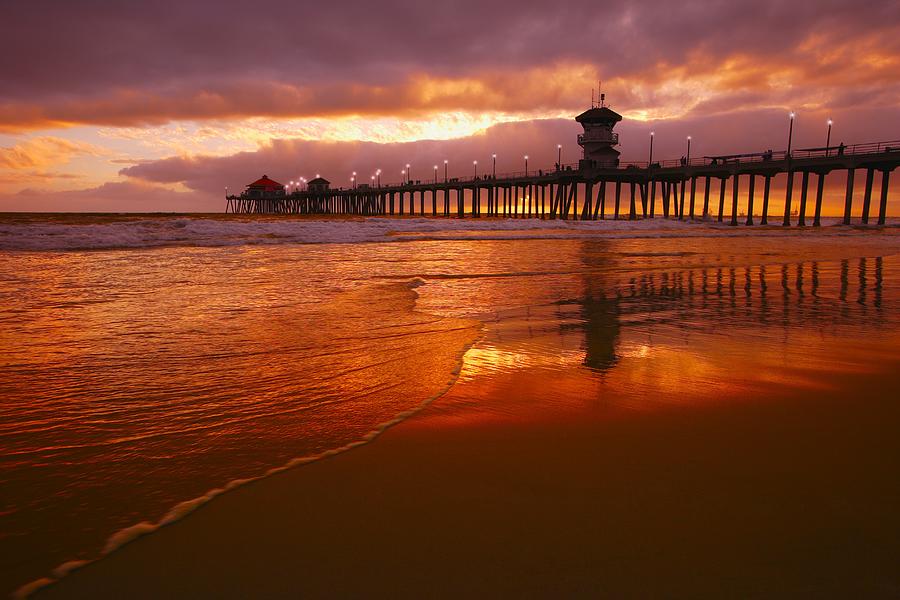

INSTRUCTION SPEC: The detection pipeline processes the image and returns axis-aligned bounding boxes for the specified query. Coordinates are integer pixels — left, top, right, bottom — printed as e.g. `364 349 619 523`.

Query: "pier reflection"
572 253 889 376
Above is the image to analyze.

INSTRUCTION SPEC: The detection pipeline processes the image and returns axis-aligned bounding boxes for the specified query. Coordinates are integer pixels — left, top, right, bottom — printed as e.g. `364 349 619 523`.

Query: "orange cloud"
0 137 107 170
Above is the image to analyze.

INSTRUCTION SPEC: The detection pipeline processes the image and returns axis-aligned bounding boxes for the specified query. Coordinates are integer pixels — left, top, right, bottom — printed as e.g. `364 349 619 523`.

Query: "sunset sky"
1 0 899 212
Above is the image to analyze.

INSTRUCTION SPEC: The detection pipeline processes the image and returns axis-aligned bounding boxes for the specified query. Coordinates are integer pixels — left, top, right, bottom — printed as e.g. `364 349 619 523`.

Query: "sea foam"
0 215 896 252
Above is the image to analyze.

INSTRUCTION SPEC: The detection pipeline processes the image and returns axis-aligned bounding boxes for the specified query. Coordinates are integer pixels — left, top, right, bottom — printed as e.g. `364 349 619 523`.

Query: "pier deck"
226 140 900 226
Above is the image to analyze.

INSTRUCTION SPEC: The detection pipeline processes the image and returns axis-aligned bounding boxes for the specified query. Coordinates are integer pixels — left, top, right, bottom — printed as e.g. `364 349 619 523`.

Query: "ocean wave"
1 216 897 252
13 282 483 599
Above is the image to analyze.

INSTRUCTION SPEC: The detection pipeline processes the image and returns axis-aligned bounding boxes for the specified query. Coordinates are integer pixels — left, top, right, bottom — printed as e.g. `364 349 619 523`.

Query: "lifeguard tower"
576 91 622 169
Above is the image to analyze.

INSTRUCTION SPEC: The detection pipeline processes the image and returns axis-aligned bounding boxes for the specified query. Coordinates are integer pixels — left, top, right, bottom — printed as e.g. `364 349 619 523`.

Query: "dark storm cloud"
2 0 899 129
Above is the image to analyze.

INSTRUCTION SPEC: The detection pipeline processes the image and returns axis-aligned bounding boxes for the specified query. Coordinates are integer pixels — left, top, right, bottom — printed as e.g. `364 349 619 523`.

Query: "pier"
226 104 900 226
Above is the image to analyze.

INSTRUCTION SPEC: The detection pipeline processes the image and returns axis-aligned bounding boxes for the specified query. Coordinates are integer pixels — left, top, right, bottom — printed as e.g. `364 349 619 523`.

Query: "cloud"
0 1 898 130
0 181 217 212
0 137 106 170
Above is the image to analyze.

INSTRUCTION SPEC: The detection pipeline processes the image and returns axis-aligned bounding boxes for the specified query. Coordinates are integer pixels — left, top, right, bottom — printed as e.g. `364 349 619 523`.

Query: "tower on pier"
576 93 622 169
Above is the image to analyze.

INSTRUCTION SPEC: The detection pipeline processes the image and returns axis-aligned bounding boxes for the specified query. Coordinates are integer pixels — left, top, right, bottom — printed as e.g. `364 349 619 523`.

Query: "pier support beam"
746 174 755 226
662 183 668 218
649 180 657 218
798 171 810 226
730 174 740 226
718 178 726 222
640 183 648 217
689 176 697 220
862 168 874 224
674 181 682 219
761 176 771 225
879 169 891 226
582 182 593 220
783 171 795 226
843 169 855 225
596 181 606 219
702 177 711 220
614 181 622 220
629 182 637 220
813 172 826 227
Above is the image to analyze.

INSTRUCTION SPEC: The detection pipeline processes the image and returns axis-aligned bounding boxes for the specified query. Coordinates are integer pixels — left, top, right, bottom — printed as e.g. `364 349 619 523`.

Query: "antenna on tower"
598 80 606 107
591 87 595 108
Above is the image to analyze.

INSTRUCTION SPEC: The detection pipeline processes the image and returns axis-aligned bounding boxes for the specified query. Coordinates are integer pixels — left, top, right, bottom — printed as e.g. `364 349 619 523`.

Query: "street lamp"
401 169 406 185
444 159 448 182
524 155 529 176
649 131 654 166
686 136 692 165
473 160 478 179
557 144 562 169
350 176 355 189
492 154 497 178
376 169 381 187
406 163 411 184
434 165 438 183
371 175 375 186
826 118 833 155
787 111 795 157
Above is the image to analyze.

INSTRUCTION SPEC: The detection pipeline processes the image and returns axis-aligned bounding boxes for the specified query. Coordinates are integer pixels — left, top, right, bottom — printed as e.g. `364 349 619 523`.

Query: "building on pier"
576 101 622 169
245 175 285 198
307 177 331 193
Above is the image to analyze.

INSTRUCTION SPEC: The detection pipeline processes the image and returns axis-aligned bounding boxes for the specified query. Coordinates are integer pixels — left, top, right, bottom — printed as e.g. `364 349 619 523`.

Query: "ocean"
2 214 899 597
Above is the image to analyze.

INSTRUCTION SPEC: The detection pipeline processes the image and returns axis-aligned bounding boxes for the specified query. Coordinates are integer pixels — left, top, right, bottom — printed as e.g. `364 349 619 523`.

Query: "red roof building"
246 175 284 194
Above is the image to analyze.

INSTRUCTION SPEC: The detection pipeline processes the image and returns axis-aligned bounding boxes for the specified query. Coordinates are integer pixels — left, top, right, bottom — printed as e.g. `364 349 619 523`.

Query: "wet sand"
8 230 900 598
36 365 900 599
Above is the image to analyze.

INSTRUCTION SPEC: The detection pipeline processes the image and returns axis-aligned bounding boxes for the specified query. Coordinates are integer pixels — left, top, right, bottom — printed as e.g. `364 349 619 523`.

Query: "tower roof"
575 106 623 124
307 177 330 185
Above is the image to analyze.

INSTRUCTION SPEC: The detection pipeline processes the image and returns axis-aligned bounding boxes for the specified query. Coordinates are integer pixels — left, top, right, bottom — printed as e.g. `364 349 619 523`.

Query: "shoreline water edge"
2 215 899 598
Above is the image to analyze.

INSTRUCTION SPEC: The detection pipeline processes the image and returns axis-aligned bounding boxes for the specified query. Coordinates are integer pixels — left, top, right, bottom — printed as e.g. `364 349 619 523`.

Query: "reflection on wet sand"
435 246 896 425
576 254 888 375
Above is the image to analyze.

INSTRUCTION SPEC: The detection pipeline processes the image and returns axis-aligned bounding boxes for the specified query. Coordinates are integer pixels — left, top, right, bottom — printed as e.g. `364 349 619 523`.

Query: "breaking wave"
1 215 896 252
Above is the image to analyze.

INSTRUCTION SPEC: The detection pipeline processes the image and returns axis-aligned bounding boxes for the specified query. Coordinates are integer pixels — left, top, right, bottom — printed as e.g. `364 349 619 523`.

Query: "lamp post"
649 131 654 167
492 154 496 178
787 111 795 157
557 144 562 169
401 169 406 185
524 155 529 177
352 171 357 189
826 118 833 155
434 165 438 183
473 160 478 179
444 159 448 182
376 169 381 187
686 136 692 165
406 164 411 184
371 175 375 186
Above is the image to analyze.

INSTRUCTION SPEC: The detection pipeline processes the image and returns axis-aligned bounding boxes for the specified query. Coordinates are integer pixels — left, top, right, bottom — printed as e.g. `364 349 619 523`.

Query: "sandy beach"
36 366 900 598
3 220 899 598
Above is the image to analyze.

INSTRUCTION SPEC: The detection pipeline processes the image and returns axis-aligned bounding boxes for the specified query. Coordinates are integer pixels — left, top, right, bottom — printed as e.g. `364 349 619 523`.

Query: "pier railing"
364 140 900 188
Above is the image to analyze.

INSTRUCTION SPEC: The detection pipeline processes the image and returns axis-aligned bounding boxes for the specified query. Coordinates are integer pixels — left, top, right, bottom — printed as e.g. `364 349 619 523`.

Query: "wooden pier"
226 141 900 226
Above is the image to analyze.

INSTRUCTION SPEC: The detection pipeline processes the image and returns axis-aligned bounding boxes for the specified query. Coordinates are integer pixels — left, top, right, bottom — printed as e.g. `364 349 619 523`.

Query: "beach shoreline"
33 363 900 599
4 227 899 599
